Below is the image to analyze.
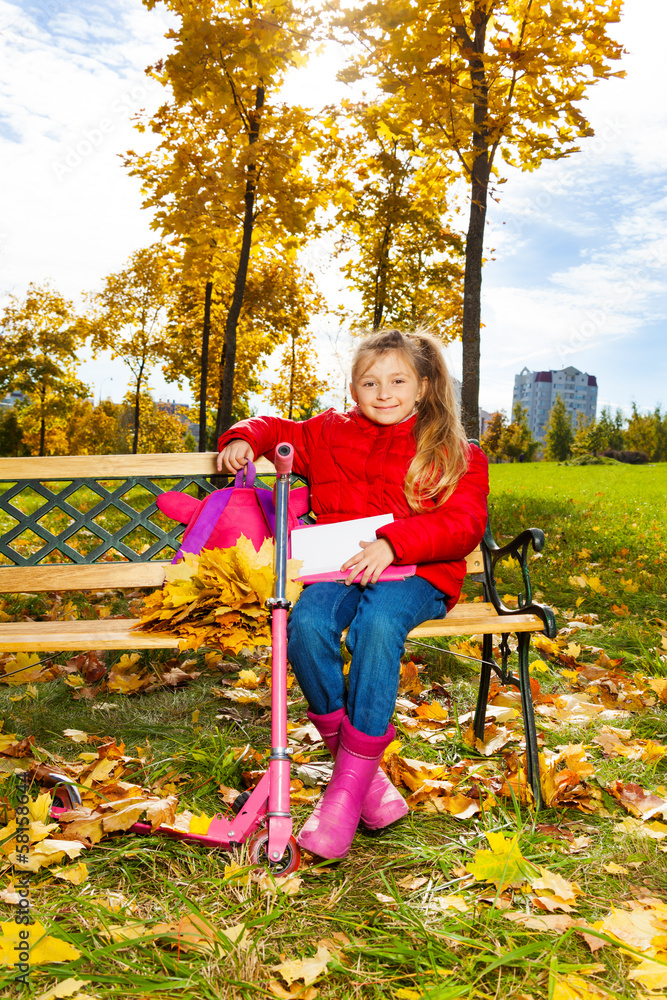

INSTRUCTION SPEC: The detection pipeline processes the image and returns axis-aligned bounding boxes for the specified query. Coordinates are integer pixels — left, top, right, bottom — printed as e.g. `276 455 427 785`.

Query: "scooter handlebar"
274 442 294 475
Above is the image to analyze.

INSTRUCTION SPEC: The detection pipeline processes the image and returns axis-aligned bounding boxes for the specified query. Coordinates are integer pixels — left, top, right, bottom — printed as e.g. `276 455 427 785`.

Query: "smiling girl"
217 328 489 860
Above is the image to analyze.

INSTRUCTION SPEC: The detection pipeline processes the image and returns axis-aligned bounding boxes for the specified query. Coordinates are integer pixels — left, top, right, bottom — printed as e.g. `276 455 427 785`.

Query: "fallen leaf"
530 866 581 906
52 862 89 884
397 875 429 890
552 972 617 999
505 912 575 932
431 894 468 913
63 729 95 744
273 944 332 987
0 919 80 964
466 831 528 890
627 956 667 991
34 978 91 1000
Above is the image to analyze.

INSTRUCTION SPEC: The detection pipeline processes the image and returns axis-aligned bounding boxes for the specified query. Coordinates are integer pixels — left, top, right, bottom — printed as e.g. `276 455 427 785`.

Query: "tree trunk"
215 83 265 440
39 385 46 457
198 280 212 452
458 6 491 441
372 220 393 330
132 359 145 455
288 333 296 419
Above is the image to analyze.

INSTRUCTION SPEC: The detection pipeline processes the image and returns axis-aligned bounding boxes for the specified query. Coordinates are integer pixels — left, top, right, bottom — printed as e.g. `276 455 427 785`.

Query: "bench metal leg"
473 630 544 810
517 632 543 809
473 632 494 743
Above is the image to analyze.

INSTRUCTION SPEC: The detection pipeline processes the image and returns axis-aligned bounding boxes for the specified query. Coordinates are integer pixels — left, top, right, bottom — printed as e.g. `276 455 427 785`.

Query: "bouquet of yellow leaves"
134 536 303 653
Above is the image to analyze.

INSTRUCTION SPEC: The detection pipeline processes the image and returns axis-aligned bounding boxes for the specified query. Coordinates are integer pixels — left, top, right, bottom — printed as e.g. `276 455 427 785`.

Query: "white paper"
290 514 394 577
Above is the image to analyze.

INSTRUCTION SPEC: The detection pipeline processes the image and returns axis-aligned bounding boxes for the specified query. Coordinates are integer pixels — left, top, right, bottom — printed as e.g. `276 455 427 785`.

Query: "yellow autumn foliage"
135 536 302 653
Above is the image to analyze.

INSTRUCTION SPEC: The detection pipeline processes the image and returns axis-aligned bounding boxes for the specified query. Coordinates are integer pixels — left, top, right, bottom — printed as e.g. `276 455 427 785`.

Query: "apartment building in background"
512 366 598 442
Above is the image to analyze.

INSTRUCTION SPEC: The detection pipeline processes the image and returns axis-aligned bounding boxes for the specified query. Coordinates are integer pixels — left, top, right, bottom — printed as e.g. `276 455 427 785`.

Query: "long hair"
350 329 469 511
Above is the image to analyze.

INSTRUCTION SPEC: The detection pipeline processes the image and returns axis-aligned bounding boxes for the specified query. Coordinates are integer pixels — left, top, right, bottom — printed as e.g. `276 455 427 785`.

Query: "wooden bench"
0 453 556 806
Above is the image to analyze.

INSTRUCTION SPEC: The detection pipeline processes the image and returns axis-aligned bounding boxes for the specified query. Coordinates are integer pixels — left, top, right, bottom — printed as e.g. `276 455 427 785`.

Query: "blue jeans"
286 576 448 736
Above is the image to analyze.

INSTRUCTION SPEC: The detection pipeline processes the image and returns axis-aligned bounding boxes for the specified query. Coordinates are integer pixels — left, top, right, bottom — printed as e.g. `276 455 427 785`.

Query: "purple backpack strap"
173 463 258 562
255 489 276 538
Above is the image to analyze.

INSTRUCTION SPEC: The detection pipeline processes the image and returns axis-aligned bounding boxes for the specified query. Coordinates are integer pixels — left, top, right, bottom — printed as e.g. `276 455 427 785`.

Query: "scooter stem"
266 442 294 862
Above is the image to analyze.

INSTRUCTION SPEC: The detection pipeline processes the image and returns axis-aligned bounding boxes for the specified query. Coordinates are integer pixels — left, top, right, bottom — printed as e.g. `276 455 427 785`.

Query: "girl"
217 329 489 860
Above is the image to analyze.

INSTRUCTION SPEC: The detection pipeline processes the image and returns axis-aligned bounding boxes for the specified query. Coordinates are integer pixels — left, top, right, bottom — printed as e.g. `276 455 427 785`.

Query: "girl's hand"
217 439 254 473
341 538 395 587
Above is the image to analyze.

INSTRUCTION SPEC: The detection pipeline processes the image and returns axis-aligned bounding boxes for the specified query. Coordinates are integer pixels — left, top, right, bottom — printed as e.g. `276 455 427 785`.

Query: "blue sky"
1 0 665 418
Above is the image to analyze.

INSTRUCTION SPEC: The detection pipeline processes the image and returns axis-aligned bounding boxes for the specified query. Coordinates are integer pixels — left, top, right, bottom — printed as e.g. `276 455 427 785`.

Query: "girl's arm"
376 445 489 563
217 411 330 478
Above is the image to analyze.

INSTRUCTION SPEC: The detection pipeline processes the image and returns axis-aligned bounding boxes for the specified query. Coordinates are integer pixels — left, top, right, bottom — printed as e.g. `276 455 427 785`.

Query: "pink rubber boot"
307 708 408 830
297 717 397 859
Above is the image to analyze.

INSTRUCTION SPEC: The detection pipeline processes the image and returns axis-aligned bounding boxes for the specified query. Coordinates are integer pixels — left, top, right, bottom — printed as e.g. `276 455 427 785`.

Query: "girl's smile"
350 351 427 426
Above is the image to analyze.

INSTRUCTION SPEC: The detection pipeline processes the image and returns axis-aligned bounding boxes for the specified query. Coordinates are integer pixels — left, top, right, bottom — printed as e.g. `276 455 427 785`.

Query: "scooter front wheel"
247 829 301 876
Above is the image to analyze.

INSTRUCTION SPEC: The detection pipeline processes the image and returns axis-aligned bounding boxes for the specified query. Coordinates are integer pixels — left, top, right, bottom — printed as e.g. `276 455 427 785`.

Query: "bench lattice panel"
0 475 218 566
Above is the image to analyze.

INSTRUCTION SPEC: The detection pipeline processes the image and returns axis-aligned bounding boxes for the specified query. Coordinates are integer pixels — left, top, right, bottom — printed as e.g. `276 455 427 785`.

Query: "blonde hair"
351 329 469 512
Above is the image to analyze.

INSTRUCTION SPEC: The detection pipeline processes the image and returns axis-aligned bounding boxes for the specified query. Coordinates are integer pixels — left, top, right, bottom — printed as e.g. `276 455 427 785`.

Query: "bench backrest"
0 453 483 592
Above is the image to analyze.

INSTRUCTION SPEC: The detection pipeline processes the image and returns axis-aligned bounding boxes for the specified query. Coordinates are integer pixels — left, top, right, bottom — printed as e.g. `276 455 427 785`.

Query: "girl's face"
350 351 427 426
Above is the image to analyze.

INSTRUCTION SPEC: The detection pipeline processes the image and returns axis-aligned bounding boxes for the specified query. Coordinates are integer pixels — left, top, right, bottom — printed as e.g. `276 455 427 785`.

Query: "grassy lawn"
0 462 666 998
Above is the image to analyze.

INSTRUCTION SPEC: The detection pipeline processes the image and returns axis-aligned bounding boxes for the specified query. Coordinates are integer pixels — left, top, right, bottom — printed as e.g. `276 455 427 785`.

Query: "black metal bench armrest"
481 523 557 638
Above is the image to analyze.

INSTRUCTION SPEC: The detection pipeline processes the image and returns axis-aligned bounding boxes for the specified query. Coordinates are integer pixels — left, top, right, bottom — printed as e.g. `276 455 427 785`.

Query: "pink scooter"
47 442 301 876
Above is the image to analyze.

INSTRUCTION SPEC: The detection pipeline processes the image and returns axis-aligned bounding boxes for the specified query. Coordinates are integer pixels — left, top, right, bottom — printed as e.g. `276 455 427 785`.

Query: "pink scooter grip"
274 442 294 475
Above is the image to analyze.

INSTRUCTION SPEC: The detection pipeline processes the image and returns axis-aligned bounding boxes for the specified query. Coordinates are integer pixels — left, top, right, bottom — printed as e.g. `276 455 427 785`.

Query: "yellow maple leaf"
273 944 332 987
34 977 91 1000
29 792 54 825
531 865 581 905
0 652 46 686
0 919 80 965
143 795 178 832
63 728 94 744
11 839 85 871
34 977 92 1000
189 813 212 835
466 831 528 890
52 862 89 885
552 973 615 999
628 957 667 991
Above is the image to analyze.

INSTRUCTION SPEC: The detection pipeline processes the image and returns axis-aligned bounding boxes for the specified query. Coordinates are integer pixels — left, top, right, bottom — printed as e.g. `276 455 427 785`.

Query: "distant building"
156 399 199 439
512 366 598 442
0 391 27 410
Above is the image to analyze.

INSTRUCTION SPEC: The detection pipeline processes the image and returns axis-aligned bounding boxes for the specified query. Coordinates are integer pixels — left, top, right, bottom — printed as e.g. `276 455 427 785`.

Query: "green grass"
0 462 666 998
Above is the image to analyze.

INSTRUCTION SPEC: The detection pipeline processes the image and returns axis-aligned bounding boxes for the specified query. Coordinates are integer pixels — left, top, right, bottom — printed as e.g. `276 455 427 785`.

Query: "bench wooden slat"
0 619 181 652
0 563 168 593
0 602 544 653
0 453 275 479
408 602 545 636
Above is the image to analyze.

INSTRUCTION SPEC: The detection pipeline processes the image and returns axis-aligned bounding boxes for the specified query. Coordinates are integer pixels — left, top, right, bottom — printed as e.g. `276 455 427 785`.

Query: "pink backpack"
157 461 310 562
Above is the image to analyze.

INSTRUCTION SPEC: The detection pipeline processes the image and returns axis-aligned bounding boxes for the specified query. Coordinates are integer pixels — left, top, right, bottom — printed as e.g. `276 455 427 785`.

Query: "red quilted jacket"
218 408 489 609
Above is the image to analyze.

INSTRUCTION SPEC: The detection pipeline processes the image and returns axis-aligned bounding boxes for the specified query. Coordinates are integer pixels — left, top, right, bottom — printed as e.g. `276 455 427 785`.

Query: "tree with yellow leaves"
340 0 625 436
322 101 464 336
267 326 327 420
163 256 323 428
91 245 176 454
127 0 326 438
0 283 89 456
